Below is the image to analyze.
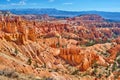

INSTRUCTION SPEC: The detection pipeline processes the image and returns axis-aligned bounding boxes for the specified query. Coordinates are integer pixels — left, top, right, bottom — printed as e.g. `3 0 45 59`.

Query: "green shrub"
14 48 18 55
71 69 79 75
56 42 60 48
85 40 96 46
27 58 32 65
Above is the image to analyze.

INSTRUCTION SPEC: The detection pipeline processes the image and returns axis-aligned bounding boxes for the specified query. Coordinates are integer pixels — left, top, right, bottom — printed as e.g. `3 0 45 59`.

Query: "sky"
0 0 120 12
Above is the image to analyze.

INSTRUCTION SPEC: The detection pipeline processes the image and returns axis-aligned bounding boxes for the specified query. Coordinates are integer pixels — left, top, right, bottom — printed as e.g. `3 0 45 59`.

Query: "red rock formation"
112 37 120 44
73 14 104 22
28 26 37 41
59 47 108 71
0 14 120 79
106 44 120 63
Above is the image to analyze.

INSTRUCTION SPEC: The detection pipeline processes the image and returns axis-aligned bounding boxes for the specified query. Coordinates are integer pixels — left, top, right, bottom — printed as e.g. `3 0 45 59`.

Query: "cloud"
0 4 6 7
63 2 73 5
6 0 10 2
11 1 26 6
48 0 54 2
29 3 37 6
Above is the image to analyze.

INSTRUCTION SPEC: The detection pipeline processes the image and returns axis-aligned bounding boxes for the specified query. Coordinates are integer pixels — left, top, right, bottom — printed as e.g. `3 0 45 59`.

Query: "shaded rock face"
73 14 104 22
0 15 120 80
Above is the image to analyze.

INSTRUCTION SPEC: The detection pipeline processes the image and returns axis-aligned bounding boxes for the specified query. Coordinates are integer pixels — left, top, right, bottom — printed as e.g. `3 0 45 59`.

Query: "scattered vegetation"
13 48 19 56
41 76 53 80
27 58 32 65
71 69 79 75
62 44 67 48
56 42 60 48
85 40 96 46
14 48 18 54
33 61 39 68
42 63 47 68
0 69 19 78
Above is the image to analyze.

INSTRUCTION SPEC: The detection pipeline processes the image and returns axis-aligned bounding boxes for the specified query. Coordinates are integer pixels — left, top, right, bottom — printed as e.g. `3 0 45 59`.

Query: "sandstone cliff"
0 15 119 80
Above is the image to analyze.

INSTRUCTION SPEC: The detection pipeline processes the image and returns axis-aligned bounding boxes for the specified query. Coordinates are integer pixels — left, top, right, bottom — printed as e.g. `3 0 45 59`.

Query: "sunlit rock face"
0 16 38 44
0 14 120 80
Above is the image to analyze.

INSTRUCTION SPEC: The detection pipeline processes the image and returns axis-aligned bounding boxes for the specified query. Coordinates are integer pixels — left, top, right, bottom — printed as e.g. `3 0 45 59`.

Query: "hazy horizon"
0 0 120 12
1 8 120 13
